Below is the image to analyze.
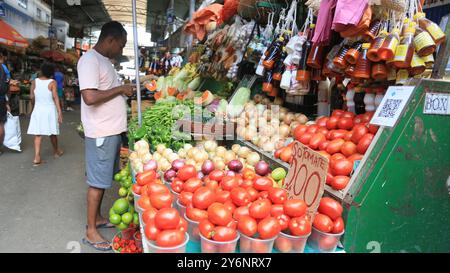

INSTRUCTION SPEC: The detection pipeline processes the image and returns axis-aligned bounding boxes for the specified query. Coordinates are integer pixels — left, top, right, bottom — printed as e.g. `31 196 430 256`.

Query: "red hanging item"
312 0 338 45
332 0 370 32
222 0 239 22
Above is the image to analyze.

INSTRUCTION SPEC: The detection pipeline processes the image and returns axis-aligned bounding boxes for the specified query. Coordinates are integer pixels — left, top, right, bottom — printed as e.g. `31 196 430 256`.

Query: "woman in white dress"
27 63 63 166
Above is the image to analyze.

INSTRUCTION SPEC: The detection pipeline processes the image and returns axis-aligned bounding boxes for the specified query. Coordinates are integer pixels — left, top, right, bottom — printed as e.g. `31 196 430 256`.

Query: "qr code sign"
378 99 402 118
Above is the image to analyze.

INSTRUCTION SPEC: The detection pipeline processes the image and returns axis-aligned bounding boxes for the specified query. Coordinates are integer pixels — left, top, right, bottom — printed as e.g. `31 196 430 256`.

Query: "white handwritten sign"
423 93 450 115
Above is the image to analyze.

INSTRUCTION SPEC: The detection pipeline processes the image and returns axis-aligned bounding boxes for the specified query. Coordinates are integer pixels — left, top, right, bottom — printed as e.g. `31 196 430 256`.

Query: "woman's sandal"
33 160 46 167
54 150 64 158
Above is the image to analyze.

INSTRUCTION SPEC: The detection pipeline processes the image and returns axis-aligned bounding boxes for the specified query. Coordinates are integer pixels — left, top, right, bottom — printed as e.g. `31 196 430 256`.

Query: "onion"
262 141 275 152
280 107 289 114
258 136 270 148
184 144 193 151
279 124 290 138
195 163 203 172
152 152 162 161
283 113 295 125
144 159 158 172
225 170 236 177
197 172 205 180
297 114 309 124
137 149 148 159
228 159 243 172
204 140 217 152
187 148 197 159
186 159 196 166
134 140 149 152
232 144 241 154
201 160 215 175
216 146 227 158
261 125 275 137
141 153 152 164
129 152 138 160
215 160 226 171
134 161 144 174
172 159 185 171
178 148 187 158
156 144 166 154
245 129 256 141
255 161 270 176
194 150 208 163
290 121 300 131
236 126 245 138
237 146 251 159
224 150 236 164
164 169 177 183
306 121 316 126
167 153 179 163
279 112 286 121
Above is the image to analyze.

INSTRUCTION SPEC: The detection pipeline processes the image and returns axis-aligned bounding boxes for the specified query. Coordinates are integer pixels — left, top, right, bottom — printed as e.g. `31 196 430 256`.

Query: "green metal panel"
343 79 450 253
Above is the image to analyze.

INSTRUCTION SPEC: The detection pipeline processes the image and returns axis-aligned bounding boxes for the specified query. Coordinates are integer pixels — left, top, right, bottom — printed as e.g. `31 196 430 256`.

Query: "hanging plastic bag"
340 5 373 38
3 112 22 152
333 0 370 32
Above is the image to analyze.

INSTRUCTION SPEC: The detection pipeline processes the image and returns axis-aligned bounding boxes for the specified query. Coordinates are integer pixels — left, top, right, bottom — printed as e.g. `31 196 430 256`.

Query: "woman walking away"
27 63 64 166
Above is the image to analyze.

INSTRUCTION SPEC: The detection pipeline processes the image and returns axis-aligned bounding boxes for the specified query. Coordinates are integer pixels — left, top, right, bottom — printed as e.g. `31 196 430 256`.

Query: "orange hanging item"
307 44 325 69
353 43 372 79
414 23 436 57
414 12 446 45
345 42 363 65
340 6 372 38
367 30 388 62
345 65 356 77
377 28 400 61
409 52 426 76
333 44 350 70
363 20 382 41
391 24 415 69
371 63 388 80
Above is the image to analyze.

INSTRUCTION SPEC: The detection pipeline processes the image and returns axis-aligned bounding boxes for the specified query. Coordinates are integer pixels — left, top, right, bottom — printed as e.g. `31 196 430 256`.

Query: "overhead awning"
0 19 29 48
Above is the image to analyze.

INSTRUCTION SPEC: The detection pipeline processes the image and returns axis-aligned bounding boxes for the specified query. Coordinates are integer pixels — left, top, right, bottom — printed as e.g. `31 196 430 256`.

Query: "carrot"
154 91 162 100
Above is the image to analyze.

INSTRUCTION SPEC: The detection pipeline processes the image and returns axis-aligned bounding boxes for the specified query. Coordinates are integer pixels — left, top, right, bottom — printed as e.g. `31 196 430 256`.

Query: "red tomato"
220 176 240 191
132 184 142 195
351 124 369 144
140 185 149 197
331 158 353 176
205 179 219 192
237 215 258 237
171 179 184 193
156 230 185 247
150 192 173 210
253 177 273 191
209 170 225 182
207 203 233 226
183 178 203 193
306 124 320 134
246 187 259 201
142 207 158 224
318 197 343 220
270 204 285 217
268 188 288 205
289 216 312 236
357 133 374 154
328 129 348 140
212 227 237 242
252 240 271 253
138 196 153 211
353 114 363 124
223 200 236 214
362 111 375 123
258 191 269 200
331 109 345 117
326 172 334 185
347 153 364 164
241 179 254 189
293 125 308 141
242 169 256 180
177 165 197 182
319 141 330 151
257 217 281 239
342 111 355 119
318 127 329 136
326 138 346 155
230 187 251 207
136 170 156 186
154 208 181 230
316 117 329 127
308 133 326 150
313 213 333 233
178 191 193 206
337 117 354 130
298 132 313 145
341 141 357 157
191 187 216 210
147 183 170 196
186 204 208 222
318 151 331 162
233 206 250 221
249 199 272 219
326 116 339 130
177 217 188 233
368 124 379 134
344 131 353 141
283 199 307 217
275 236 293 253
275 214 291 231
331 176 350 190
274 148 283 159
144 220 160 241
225 219 237 229
332 217 345 234
330 153 346 164
215 190 231 203
198 219 215 239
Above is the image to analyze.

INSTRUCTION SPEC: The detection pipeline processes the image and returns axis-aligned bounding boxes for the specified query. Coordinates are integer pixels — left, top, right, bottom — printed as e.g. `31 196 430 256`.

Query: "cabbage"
227 87 251 118
188 77 201 90
156 76 165 92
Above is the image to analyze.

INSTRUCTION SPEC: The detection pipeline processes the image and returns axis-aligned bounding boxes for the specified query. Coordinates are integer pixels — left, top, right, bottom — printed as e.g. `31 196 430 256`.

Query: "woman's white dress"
27 78 59 136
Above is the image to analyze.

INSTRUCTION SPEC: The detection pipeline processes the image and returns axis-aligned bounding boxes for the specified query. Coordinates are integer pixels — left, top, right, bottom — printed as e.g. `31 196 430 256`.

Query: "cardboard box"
131 100 154 118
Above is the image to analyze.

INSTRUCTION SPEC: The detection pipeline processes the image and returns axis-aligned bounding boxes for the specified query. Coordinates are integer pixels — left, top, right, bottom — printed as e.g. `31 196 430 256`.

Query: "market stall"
108 0 450 253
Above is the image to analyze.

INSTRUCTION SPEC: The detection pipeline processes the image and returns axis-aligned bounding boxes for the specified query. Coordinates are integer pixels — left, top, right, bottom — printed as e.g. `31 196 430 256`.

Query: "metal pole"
132 0 142 126
186 0 195 57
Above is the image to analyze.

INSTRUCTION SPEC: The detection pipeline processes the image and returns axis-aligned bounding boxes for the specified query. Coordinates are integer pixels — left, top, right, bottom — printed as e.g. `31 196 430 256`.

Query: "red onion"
226 170 236 177
172 159 185 171
197 172 205 180
164 169 177 183
201 160 215 175
255 161 270 176
228 159 243 172
143 160 158 172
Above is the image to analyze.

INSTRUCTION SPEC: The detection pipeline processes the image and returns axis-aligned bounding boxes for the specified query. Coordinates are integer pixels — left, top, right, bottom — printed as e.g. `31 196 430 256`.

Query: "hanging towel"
332 0 369 32
312 0 338 45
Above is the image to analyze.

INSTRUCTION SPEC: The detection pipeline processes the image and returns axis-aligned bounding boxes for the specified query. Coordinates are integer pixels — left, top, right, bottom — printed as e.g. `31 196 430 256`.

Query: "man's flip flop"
81 238 112 252
33 161 46 167
85 222 115 229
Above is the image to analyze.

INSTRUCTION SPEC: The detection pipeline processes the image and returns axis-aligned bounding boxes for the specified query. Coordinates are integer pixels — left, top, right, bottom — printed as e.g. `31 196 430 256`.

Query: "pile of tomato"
276 110 378 191
112 234 143 253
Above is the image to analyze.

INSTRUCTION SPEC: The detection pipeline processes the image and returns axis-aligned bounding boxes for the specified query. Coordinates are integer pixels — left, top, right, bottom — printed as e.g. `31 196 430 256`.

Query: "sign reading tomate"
284 142 329 218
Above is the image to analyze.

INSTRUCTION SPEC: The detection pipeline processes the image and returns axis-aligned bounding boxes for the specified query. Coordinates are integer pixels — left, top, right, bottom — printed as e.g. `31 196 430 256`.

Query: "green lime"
109 214 122 225
112 198 129 215
122 180 132 189
128 204 135 215
114 173 122 182
133 213 139 225
118 187 128 197
271 167 287 181
109 207 115 216
121 212 133 225
117 221 129 231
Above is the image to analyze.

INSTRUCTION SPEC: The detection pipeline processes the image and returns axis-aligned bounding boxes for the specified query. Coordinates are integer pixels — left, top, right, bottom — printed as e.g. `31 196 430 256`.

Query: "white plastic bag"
3 112 21 152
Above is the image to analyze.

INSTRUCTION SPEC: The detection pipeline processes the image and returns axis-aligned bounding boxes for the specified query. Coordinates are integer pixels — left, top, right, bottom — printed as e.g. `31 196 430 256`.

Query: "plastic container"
239 233 278 253
133 230 143 249
144 232 189 253
200 233 240 253
410 52 426 76
371 62 388 80
353 43 372 79
274 231 310 253
333 45 350 70
363 20 382 41
132 191 141 206
414 12 446 45
345 43 362 65
378 28 400 61
135 200 143 214
414 24 436 57
169 186 179 209
307 44 325 69
307 227 344 253
184 213 200 243
367 31 388 62
176 199 186 217
392 24 415 69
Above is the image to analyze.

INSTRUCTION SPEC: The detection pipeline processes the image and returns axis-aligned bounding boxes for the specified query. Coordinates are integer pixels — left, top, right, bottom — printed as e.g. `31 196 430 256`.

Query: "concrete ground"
0 107 120 253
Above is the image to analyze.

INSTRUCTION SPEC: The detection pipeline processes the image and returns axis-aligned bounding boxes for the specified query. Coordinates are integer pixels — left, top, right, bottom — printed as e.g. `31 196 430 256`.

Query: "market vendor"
77 21 136 251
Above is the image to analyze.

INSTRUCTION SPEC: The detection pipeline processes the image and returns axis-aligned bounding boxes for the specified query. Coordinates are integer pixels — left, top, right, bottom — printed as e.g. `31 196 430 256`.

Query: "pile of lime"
109 198 139 231
114 164 133 202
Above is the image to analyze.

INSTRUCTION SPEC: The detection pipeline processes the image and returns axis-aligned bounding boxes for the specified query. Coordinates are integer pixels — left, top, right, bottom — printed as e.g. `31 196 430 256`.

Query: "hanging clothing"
27 79 59 136
333 0 370 32
312 0 337 45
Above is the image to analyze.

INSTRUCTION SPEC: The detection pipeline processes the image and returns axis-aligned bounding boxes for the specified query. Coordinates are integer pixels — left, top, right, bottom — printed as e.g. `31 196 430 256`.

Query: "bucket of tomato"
274 231 311 253
143 208 189 253
176 199 186 218
184 213 201 243
307 197 345 253
198 216 239 253
237 216 280 253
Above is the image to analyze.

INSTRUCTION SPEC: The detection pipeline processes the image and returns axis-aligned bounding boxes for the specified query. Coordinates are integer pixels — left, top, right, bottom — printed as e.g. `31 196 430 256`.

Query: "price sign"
284 142 329 219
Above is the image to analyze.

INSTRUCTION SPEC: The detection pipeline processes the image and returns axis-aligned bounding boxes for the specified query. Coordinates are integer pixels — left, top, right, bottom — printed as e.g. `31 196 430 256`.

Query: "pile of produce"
153 63 201 100
144 208 188 248
112 232 143 254
314 197 345 235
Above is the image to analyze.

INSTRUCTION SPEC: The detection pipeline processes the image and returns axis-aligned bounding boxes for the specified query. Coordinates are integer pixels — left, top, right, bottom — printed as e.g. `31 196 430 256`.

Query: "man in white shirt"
77 21 135 251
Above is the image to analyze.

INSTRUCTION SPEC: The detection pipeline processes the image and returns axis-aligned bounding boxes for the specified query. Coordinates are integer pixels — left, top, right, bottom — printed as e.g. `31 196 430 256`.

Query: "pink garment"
332 0 369 32
312 0 337 45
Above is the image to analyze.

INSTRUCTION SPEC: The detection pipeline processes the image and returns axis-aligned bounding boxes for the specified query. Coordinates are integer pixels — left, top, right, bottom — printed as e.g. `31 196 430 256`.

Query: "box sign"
284 142 328 219
423 93 450 115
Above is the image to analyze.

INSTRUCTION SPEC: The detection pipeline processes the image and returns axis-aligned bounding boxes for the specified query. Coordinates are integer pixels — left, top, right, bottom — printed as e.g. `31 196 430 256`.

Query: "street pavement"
0 107 120 253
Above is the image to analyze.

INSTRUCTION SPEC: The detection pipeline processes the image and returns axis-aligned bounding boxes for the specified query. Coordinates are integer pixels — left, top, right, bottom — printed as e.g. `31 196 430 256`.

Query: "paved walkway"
0 107 119 253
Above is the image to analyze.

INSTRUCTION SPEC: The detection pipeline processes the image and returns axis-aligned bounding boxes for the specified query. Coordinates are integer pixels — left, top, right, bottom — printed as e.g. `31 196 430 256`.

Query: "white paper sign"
370 86 415 128
423 93 450 115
